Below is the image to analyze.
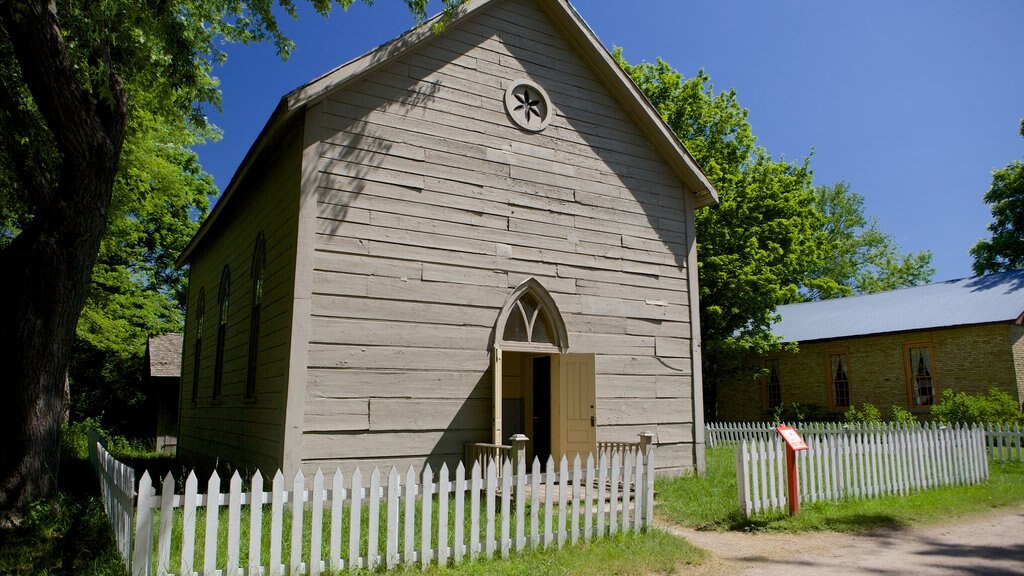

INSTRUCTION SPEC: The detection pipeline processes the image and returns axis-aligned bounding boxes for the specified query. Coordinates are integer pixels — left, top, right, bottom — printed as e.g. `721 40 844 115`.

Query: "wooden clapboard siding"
297 0 698 475
177 123 302 474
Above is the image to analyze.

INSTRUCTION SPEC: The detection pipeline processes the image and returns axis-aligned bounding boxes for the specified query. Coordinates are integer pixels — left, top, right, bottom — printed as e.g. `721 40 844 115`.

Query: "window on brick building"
904 343 935 407
827 350 851 409
765 357 782 409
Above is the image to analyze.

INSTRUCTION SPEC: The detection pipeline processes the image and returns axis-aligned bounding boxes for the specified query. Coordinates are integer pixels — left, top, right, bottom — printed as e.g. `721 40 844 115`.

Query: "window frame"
213 265 230 402
191 288 205 406
825 348 851 410
245 233 266 401
904 341 937 409
763 356 782 410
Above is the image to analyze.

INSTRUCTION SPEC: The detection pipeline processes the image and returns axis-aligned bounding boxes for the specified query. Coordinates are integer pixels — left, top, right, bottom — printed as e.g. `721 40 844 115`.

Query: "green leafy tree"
0 0 459 524
804 181 934 300
970 120 1024 275
615 51 823 419
70 95 216 436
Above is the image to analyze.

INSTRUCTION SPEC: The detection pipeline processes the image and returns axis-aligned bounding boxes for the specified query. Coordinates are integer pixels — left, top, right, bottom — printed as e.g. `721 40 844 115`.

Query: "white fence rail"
88 430 137 566
708 421 1023 462
736 423 989 516
89 440 655 576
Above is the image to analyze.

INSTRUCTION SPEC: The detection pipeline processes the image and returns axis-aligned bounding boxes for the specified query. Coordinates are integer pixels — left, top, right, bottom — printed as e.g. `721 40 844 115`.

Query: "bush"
844 403 882 424
889 405 920 427
930 388 1024 425
770 402 832 424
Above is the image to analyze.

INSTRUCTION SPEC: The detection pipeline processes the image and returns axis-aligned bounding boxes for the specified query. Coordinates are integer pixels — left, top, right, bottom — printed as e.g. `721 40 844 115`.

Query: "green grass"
656 446 1024 533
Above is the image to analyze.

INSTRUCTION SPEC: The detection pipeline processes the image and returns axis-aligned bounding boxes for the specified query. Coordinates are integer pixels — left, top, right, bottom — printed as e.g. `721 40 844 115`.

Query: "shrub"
844 403 883 424
889 405 920 427
770 401 831 424
930 388 1024 425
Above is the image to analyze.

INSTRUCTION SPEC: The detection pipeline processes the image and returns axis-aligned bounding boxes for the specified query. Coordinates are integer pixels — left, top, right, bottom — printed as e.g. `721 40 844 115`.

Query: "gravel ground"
662 504 1024 575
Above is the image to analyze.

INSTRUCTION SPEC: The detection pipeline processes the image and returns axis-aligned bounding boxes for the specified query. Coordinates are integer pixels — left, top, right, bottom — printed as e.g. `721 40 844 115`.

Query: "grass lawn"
656 446 1024 533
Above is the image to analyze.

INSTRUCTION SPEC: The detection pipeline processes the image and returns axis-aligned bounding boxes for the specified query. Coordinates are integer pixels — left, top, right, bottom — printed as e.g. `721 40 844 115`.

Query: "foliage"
889 406 919 427
69 94 216 437
0 0 465 519
770 402 831 424
930 388 1024 425
843 403 883 424
971 120 1024 274
803 182 934 300
614 50 823 417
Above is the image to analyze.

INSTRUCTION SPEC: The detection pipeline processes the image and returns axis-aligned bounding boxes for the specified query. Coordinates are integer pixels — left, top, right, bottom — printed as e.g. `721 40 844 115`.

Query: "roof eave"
175 99 297 267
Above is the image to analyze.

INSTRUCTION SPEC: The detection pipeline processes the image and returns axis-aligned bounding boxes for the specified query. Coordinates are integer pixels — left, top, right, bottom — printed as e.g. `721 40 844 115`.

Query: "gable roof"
771 270 1024 343
177 0 718 266
146 333 183 378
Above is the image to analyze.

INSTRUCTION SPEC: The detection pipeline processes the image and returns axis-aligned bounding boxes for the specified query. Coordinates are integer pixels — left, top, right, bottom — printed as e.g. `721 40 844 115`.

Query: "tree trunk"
0 0 127 525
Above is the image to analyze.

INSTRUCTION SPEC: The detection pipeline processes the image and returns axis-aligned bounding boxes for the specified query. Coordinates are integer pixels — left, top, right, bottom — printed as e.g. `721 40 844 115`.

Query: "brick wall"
717 322 1024 421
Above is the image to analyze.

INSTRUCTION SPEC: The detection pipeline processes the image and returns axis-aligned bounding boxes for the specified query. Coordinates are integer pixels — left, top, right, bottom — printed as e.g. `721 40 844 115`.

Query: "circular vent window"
504 80 552 132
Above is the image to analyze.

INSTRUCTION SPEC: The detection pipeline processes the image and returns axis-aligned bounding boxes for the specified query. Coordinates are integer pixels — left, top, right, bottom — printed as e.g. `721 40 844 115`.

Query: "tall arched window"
191 288 205 405
494 278 568 352
245 233 266 400
213 265 230 400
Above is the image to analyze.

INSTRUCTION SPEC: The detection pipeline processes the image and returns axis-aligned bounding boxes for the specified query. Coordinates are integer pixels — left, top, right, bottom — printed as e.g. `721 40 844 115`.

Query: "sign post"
775 424 809 516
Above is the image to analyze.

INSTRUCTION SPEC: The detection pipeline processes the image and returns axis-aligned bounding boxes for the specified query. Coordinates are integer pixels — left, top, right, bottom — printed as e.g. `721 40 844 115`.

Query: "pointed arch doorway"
492 279 596 466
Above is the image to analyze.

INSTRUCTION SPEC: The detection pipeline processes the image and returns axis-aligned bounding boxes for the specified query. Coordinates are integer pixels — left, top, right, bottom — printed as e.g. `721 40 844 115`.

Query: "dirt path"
662 504 1024 575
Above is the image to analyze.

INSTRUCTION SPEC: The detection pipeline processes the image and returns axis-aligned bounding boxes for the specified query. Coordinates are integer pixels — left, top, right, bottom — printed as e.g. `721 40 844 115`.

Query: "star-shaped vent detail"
504 81 552 132
514 88 542 122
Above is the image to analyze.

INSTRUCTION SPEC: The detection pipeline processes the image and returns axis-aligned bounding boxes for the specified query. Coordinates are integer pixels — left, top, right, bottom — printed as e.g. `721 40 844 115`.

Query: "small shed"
145 333 183 454
175 0 718 479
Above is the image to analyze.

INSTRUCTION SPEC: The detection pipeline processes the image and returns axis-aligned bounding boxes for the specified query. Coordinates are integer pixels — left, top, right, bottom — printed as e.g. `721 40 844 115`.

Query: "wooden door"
552 353 596 462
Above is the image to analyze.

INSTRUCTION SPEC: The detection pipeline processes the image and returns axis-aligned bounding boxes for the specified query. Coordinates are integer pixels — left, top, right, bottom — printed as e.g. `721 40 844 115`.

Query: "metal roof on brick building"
772 270 1024 343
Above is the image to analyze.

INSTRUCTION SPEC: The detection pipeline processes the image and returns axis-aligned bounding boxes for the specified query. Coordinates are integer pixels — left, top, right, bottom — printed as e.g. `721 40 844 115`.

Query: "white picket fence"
736 423 989 516
89 440 655 576
707 421 1023 461
89 430 137 566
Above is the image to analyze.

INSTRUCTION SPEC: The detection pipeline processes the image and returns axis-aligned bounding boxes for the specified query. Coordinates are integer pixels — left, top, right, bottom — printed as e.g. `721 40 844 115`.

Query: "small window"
827 351 851 409
191 288 205 405
213 265 230 401
502 292 554 345
765 358 782 409
245 233 266 400
905 343 936 408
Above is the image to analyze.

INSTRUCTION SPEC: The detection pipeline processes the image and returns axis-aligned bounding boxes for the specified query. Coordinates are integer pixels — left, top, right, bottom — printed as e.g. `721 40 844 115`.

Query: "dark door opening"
532 356 551 470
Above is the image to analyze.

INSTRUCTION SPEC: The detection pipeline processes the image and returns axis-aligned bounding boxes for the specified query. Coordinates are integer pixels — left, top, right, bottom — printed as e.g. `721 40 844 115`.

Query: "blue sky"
194 0 1024 282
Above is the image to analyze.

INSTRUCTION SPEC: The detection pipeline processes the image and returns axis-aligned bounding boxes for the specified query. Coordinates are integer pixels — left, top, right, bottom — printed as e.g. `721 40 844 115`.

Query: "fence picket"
596 452 607 537
543 456 555 548
404 466 416 565
270 471 284 576
620 451 632 532
470 462 481 559
132 471 154 576
500 459 512 558
584 454 595 540
438 463 451 566
571 454 582 543
250 473 264 575
181 472 198 576
311 470 324 576
557 456 568 548
204 471 221 576
330 470 343 572
454 462 465 563
485 461 496 559
609 451 620 535
291 471 305 576
422 464 434 568
514 458 525 551
368 468 381 571
386 468 400 569
227 472 242 576
530 457 541 548
157 473 175 575
349 468 363 569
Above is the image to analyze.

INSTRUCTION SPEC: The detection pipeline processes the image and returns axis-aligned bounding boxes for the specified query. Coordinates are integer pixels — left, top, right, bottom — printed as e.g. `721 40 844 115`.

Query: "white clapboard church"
174 0 719 481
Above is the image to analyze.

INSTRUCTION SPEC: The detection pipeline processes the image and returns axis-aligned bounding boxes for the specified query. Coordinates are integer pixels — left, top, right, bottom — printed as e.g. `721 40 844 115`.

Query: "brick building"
717 270 1024 421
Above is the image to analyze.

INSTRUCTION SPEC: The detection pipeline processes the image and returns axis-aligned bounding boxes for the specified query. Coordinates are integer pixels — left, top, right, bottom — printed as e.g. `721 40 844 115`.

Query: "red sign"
775 424 808 451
